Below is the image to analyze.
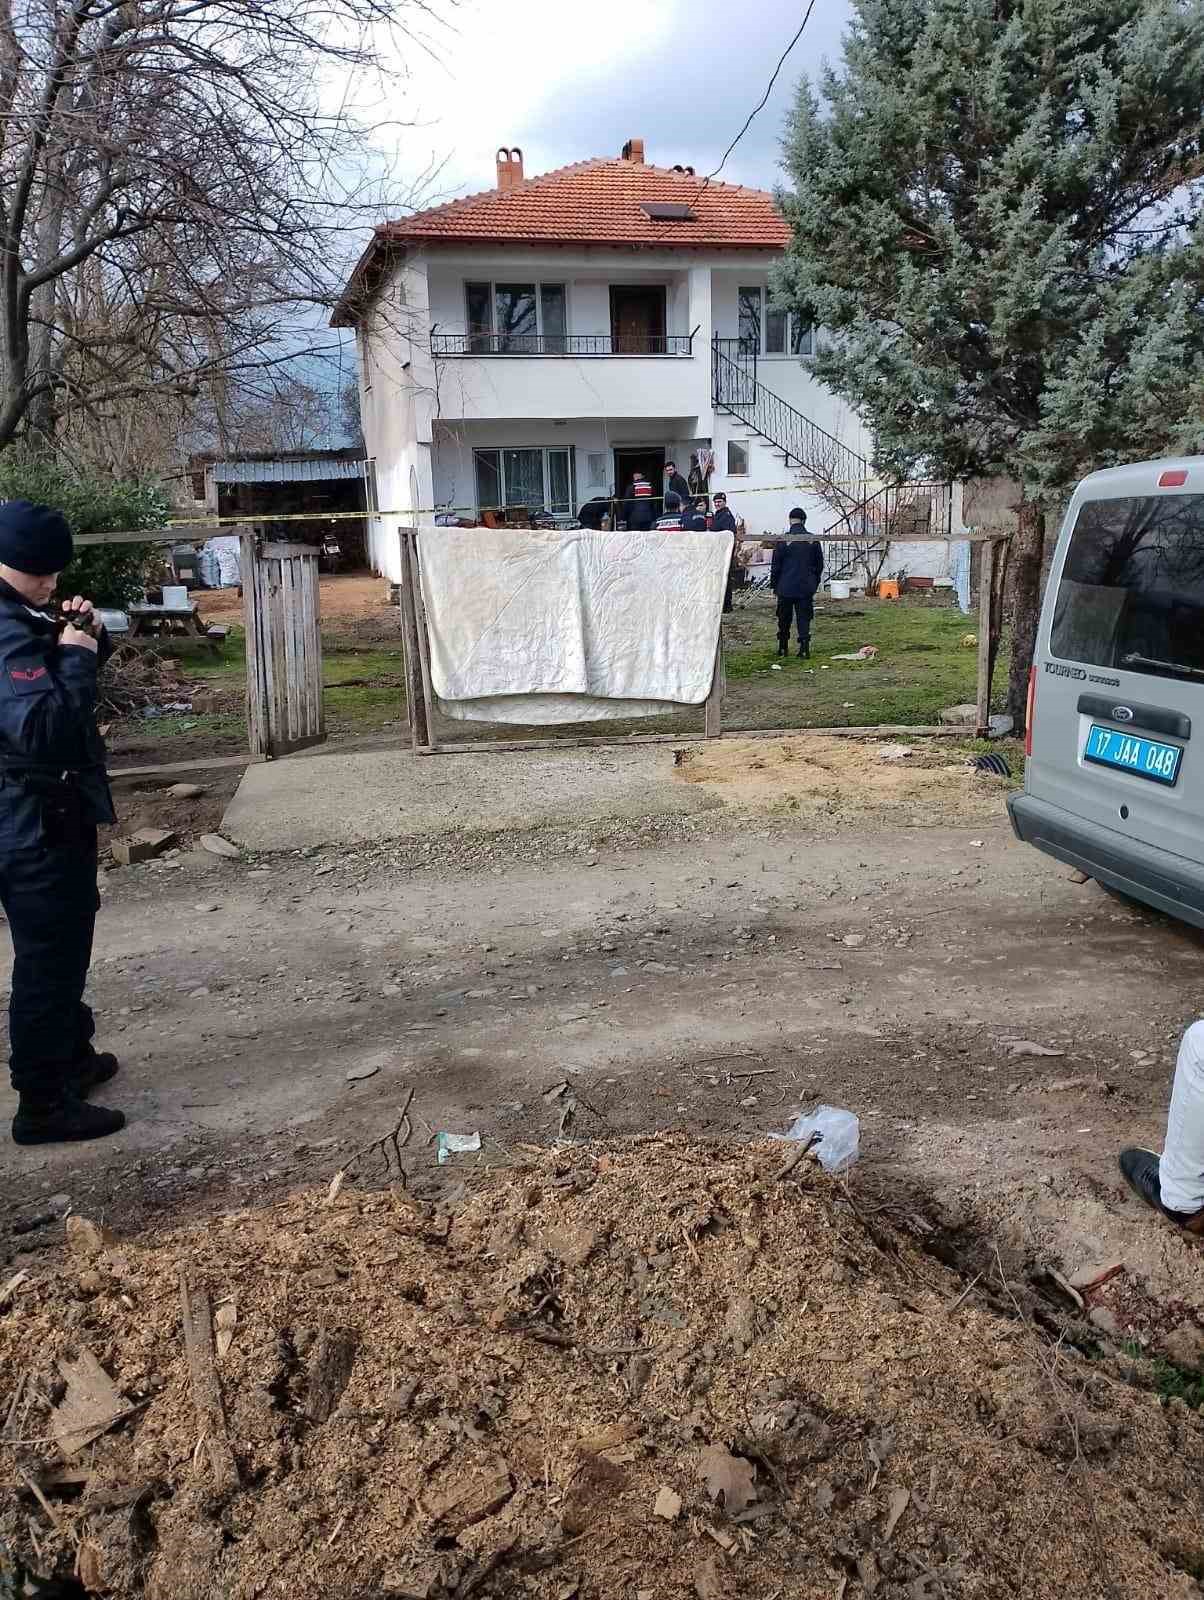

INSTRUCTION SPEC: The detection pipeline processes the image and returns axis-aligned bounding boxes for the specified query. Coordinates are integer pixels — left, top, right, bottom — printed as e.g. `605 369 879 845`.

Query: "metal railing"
712 336 953 578
712 336 874 509
432 331 694 357
825 481 955 581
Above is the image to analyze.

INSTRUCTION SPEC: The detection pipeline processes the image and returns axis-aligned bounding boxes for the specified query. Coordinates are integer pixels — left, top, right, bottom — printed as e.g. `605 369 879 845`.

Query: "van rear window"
1051 494 1204 680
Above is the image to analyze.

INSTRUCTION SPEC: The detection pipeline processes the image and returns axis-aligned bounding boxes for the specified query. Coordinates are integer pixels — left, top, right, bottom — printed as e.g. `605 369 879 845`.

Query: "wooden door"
241 537 326 758
610 287 666 353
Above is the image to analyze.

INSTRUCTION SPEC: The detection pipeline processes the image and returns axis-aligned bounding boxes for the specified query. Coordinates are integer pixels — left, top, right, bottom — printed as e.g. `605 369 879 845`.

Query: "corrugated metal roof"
211 458 365 485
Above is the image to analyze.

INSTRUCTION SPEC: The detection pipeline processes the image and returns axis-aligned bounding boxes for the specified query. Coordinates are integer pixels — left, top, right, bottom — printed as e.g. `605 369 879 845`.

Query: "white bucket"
161 584 189 608
829 579 851 600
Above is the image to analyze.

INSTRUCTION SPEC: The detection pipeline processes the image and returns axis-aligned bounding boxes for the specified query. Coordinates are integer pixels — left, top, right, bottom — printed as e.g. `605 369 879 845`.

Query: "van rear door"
1028 482 1204 864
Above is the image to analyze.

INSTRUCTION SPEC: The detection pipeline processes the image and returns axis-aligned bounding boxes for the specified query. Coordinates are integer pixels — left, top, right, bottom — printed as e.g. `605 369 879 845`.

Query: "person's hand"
62 623 99 653
61 594 96 629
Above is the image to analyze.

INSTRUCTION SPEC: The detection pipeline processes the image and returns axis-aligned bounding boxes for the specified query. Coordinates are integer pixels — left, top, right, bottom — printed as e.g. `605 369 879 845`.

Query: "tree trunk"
1005 495 1046 733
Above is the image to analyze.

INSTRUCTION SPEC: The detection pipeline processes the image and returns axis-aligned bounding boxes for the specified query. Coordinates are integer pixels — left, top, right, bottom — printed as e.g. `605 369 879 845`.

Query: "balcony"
431 332 694 357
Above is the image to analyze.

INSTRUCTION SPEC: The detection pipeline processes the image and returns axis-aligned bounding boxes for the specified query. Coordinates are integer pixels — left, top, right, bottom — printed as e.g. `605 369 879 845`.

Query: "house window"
790 318 814 357
473 447 577 514
365 457 381 514
359 329 373 392
464 281 567 353
727 441 749 477
739 286 814 357
738 287 761 356
586 451 607 488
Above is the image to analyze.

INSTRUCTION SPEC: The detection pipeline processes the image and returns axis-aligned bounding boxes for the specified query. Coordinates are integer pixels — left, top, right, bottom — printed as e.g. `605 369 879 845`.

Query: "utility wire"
702 0 819 186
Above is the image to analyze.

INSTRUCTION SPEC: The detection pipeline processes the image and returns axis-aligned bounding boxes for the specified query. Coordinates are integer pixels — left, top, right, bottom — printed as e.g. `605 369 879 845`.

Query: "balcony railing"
431 332 694 357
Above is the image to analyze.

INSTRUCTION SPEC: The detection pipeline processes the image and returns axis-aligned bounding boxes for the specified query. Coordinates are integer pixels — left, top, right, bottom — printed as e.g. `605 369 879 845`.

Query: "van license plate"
1084 724 1182 786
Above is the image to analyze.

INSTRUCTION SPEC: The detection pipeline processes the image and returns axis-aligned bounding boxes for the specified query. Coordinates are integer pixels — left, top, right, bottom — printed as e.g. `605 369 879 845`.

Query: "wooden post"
704 635 724 739
975 538 996 737
404 528 439 751
397 527 430 750
241 532 269 758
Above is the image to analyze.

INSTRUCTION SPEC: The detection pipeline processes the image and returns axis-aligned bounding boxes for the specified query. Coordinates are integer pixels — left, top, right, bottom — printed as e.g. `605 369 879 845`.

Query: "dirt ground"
5 1138 1203 1600
3 769 1204 1339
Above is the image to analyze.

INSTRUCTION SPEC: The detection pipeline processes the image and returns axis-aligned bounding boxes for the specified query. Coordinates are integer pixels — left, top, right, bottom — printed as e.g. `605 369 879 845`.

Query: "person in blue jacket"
771 507 824 658
0 501 125 1146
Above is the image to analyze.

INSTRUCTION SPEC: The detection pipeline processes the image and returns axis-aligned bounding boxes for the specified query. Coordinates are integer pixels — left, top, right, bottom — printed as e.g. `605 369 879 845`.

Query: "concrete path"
220 743 717 850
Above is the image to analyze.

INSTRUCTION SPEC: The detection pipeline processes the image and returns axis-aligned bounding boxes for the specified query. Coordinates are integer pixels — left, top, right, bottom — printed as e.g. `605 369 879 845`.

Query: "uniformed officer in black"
0 500 125 1146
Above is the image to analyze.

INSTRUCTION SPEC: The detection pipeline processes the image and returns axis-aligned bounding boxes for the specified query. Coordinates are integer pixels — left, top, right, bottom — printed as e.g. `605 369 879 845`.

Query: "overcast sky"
383 0 856 209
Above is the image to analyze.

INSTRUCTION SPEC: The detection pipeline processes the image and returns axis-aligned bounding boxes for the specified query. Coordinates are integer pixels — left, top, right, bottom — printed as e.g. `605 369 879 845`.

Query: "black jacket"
711 508 738 534
771 532 824 600
665 472 691 507
0 578 115 842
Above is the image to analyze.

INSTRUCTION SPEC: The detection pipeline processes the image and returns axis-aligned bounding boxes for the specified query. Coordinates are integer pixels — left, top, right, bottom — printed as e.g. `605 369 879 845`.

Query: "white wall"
356 246 891 577
710 268 871 463
358 256 436 580
432 419 703 516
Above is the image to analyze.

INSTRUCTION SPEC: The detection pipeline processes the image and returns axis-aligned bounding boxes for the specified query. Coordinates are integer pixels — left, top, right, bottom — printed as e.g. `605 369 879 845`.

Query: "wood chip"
653 1485 682 1521
65 1215 115 1262
698 1441 757 1515
884 1485 910 1540
0 1269 29 1311
179 1273 240 1495
50 1349 124 1458
214 1299 237 1359
304 1326 359 1424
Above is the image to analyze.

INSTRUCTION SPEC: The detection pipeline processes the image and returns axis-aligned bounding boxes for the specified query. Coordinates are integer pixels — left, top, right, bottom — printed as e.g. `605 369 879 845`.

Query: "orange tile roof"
332 158 790 325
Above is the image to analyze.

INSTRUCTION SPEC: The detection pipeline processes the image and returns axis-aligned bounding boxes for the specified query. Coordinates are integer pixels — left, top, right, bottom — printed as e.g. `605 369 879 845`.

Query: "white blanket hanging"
416 526 732 725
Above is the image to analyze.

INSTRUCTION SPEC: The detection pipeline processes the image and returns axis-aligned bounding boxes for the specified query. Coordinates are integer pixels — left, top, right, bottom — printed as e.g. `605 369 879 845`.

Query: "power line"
702 0 819 185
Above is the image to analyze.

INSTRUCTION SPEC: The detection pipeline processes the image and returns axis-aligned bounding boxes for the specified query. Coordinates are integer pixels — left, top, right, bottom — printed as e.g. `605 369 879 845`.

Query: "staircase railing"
712 336 872 515
712 335 953 581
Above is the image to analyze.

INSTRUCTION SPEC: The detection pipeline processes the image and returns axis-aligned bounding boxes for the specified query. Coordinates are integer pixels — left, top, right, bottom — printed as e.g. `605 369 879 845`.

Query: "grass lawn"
722 591 1009 730
106 592 1007 760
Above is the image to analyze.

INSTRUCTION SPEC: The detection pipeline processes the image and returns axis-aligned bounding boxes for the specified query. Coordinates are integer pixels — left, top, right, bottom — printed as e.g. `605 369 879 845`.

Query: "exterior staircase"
711 336 951 580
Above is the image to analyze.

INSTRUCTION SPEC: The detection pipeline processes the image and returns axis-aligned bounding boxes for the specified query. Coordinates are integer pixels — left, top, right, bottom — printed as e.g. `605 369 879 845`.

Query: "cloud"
384 0 853 204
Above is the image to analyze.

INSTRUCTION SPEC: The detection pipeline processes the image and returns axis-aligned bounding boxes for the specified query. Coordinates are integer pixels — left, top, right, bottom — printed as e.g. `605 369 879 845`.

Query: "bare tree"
0 0 446 456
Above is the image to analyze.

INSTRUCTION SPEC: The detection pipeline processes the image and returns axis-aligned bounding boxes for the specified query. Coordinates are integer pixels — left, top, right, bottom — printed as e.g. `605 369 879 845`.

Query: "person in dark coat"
0 502 125 1146
681 498 709 531
664 461 691 511
623 472 656 531
771 506 824 658
711 492 739 613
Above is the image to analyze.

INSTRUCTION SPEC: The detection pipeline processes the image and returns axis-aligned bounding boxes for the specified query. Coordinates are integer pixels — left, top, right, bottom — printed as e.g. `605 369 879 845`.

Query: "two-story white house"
334 138 910 583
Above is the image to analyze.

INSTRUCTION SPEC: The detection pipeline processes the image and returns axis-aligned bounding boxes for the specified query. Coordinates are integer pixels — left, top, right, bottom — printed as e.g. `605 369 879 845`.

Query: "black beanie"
788 506 807 522
0 500 73 575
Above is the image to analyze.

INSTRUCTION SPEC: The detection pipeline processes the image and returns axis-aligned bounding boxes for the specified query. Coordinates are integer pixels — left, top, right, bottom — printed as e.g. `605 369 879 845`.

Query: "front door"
610 286 666 354
614 448 667 508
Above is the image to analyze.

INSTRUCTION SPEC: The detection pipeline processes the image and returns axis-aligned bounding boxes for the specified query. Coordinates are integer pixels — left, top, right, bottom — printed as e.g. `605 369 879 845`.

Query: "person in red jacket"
623 472 656 531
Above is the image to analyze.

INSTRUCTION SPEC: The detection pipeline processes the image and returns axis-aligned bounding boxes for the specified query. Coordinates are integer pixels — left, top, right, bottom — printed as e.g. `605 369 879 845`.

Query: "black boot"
776 640 788 657
12 1092 126 1147
1119 1148 1204 1234
798 638 811 659
72 1049 120 1096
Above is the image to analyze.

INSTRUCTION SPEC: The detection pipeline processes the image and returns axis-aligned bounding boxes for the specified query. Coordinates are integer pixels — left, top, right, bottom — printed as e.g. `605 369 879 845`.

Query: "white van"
1009 457 1204 928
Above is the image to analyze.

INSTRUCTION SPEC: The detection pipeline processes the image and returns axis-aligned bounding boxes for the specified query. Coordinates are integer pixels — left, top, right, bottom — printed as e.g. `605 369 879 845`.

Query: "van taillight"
1025 667 1036 756
1159 469 1188 487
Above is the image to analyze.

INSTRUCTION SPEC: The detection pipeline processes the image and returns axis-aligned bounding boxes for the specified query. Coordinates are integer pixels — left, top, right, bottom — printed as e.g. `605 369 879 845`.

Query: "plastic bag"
770 1105 860 1173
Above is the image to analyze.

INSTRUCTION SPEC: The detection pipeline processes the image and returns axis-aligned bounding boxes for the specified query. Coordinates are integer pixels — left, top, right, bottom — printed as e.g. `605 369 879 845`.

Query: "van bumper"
1008 793 1204 930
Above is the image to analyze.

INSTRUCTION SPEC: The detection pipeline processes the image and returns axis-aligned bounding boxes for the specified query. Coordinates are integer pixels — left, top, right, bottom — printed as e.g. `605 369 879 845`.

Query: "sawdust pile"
675 737 1007 824
2 1138 1202 1600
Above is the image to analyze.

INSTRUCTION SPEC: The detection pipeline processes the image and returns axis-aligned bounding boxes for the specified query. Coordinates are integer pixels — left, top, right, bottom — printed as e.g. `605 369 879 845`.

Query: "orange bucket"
878 579 901 600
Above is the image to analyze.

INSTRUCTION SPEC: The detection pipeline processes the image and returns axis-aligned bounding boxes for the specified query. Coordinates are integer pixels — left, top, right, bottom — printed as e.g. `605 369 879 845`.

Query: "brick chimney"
496 147 523 190
621 138 645 164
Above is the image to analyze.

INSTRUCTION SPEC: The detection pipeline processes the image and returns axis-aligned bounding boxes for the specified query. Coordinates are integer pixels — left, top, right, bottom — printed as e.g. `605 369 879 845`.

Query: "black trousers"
776 594 814 647
0 829 98 1098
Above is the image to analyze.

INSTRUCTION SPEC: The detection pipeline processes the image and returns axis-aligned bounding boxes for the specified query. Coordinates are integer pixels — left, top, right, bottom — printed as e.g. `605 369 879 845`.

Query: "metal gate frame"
241 537 326 759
